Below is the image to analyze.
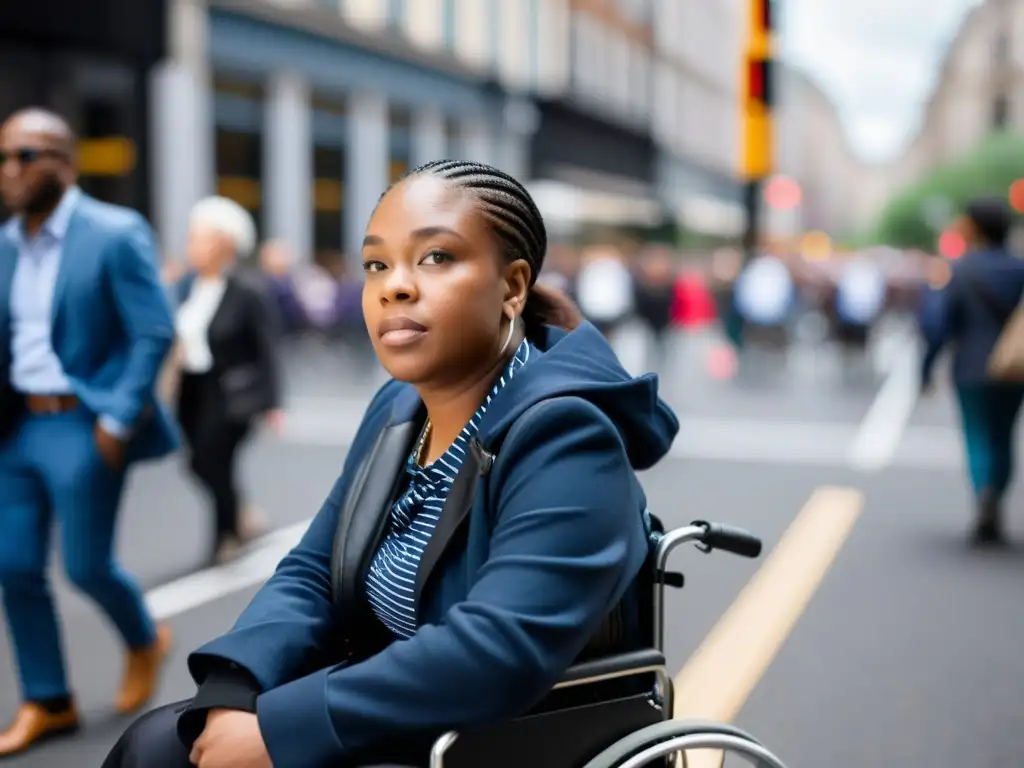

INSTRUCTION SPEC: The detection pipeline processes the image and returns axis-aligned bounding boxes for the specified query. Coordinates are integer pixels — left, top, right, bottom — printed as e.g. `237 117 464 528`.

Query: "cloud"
780 0 982 160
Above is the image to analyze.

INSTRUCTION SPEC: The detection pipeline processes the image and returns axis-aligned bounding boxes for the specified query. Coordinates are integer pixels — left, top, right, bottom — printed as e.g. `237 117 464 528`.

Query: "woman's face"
187 223 232 274
361 174 529 387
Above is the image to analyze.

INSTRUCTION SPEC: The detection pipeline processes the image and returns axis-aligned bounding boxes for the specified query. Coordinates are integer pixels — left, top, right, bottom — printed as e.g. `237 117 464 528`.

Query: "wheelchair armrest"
555 648 667 689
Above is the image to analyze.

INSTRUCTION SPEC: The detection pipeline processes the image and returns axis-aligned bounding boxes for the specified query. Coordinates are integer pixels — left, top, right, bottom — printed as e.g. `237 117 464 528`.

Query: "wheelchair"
428 517 790 768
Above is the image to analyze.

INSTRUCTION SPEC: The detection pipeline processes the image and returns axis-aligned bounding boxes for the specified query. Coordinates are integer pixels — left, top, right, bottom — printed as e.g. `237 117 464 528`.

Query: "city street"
1 322 1021 767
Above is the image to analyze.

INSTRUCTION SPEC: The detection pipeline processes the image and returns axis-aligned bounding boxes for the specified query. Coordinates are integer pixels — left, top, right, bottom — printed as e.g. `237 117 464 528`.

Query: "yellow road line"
672 486 864 768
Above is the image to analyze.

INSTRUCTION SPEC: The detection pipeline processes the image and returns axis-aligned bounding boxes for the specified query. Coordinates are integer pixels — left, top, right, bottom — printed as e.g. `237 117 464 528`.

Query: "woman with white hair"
172 196 283 565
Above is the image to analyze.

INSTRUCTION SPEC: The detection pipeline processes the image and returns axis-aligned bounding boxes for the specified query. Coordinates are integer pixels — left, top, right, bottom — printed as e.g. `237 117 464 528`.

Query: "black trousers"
177 372 252 545
102 699 417 768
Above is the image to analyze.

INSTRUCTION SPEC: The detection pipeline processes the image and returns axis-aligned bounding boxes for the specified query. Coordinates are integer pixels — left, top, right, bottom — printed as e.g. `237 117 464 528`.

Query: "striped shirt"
365 338 533 638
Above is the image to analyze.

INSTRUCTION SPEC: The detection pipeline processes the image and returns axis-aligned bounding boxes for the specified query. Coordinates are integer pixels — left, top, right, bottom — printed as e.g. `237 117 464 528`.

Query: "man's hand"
93 421 126 471
189 709 271 768
263 409 285 435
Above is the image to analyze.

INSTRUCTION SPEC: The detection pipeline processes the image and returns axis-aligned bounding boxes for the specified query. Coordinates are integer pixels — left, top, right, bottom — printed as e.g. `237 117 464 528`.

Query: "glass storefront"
311 94 346 258
0 45 149 222
389 103 412 183
214 76 264 243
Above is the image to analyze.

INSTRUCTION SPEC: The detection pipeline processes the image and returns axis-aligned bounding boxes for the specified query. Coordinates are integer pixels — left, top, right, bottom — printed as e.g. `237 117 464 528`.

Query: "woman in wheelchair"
105 160 680 768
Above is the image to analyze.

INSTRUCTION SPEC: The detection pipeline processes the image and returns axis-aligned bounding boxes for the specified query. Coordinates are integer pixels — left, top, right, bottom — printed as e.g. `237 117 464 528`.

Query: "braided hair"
391 160 581 333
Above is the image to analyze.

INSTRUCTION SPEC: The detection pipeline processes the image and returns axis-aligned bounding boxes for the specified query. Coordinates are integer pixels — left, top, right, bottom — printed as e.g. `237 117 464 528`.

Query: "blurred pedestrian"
257 240 306 336
732 249 796 349
634 246 677 371
0 108 176 756
921 197 1024 544
831 252 885 363
170 197 283 565
575 245 634 339
709 248 743 347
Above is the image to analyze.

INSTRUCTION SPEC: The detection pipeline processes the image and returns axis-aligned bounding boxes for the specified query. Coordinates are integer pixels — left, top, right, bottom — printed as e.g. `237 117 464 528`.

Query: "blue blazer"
184 323 679 766
0 194 178 461
922 249 1024 385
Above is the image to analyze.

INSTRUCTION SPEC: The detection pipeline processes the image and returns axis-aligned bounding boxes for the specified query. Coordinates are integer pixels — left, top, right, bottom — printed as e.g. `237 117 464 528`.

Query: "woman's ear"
504 259 531 316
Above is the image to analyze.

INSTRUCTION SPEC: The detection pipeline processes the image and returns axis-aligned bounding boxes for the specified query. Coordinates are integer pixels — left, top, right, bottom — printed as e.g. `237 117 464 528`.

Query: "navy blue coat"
922 248 1024 385
185 322 679 766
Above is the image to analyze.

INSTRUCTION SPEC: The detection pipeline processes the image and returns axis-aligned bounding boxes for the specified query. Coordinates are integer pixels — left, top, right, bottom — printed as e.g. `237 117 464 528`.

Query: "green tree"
873 132 1024 249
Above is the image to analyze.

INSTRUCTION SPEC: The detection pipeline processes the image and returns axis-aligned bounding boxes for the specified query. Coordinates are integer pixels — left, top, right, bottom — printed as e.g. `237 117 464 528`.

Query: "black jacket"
174 268 282 420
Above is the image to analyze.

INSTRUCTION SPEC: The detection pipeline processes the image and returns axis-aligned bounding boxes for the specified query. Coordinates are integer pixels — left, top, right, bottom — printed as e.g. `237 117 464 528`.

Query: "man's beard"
23 177 66 216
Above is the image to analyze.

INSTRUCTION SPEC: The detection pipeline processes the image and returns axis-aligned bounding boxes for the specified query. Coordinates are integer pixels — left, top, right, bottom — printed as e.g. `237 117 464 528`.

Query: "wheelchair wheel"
581 719 789 768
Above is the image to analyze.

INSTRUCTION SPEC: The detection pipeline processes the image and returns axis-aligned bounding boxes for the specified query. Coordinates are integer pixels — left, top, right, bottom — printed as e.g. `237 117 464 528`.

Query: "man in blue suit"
0 109 178 756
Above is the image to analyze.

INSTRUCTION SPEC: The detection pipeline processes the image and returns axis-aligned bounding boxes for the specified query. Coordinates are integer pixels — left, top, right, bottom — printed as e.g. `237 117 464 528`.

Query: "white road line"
847 336 921 471
145 520 309 620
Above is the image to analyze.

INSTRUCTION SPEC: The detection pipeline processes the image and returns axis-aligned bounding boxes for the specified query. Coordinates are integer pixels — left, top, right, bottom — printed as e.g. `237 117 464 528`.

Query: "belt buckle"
44 396 61 414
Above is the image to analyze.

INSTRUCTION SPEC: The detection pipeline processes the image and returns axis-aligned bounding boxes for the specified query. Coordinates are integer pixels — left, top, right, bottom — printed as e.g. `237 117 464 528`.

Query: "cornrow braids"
399 160 547 283
385 159 581 333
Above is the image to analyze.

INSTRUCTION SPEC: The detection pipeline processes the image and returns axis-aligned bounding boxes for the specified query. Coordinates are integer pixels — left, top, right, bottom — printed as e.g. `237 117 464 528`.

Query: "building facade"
1 0 751 254
0 0 166 220
652 0 746 240
887 0 1021 192
155 0 547 264
772 64 876 237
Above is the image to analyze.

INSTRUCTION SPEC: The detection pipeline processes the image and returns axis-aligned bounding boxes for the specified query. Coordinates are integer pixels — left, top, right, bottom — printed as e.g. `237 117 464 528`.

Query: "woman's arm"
185 380 402 691
921 269 962 386
252 398 650 767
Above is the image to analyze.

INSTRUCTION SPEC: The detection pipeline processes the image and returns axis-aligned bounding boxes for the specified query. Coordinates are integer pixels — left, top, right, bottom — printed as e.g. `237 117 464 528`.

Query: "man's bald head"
3 108 76 154
0 108 77 216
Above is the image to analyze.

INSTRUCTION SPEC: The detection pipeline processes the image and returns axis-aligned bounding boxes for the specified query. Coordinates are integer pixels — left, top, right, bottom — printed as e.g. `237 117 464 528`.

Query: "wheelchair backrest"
571 510 662 662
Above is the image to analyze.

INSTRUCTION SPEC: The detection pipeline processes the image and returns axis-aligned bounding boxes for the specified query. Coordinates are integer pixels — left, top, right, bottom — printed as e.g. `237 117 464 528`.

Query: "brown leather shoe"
115 623 173 715
0 703 79 757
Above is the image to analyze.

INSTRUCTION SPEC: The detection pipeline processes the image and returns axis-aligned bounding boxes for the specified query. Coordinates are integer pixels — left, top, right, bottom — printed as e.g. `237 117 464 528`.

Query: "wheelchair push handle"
692 520 762 558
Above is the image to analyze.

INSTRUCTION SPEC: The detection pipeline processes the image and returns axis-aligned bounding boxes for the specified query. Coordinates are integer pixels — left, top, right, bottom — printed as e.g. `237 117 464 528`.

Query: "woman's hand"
189 709 271 768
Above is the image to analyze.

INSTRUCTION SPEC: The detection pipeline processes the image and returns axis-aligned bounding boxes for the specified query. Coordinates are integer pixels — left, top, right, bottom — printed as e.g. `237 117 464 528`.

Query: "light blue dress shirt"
5 187 127 437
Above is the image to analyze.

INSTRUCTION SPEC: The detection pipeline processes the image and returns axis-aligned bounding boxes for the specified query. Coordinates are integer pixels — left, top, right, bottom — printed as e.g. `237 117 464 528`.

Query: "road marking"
847 336 920 471
672 486 863 767
145 520 310 620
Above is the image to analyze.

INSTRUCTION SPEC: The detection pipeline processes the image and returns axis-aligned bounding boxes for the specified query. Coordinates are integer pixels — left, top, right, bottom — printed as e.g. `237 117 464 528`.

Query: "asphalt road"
1 321 1020 767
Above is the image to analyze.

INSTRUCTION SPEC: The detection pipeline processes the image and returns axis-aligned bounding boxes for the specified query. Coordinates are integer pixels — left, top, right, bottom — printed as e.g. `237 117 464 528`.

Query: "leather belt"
24 393 79 415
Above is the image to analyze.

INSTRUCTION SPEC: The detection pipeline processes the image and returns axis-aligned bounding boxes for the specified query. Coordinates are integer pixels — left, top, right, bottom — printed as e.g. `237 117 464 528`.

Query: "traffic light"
754 0 772 33
746 58 774 107
748 0 774 53
740 0 776 260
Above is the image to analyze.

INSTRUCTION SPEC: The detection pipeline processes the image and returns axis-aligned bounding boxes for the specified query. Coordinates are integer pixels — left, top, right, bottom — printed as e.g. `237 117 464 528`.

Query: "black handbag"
219 363 271 422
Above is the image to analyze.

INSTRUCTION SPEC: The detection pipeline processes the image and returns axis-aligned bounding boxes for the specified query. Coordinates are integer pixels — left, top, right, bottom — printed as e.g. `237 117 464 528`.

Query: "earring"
499 314 516 355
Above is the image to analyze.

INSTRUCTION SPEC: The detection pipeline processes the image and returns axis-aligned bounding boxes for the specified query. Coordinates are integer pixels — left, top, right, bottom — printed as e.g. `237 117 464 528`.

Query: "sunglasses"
0 147 66 166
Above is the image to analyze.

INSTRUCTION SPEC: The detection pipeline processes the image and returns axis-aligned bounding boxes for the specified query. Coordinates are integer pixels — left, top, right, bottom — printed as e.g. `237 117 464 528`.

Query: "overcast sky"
780 0 982 162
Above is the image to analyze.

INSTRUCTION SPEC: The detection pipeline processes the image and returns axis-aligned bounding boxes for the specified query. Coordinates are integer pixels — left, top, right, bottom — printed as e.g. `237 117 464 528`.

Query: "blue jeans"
0 408 156 701
955 384 1024 497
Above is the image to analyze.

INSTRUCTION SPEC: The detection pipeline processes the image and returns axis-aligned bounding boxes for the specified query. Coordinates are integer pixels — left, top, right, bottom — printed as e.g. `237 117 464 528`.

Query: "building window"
995 33 1010 63
528 0 540 86
214 76 264 242
389 103 411 184
630 47 650 117
488 0 502 72
52 54 143 216
387 0 405 30
993 93 1010 130
442 0 457 49
612 35 631 111
311 94 346 256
